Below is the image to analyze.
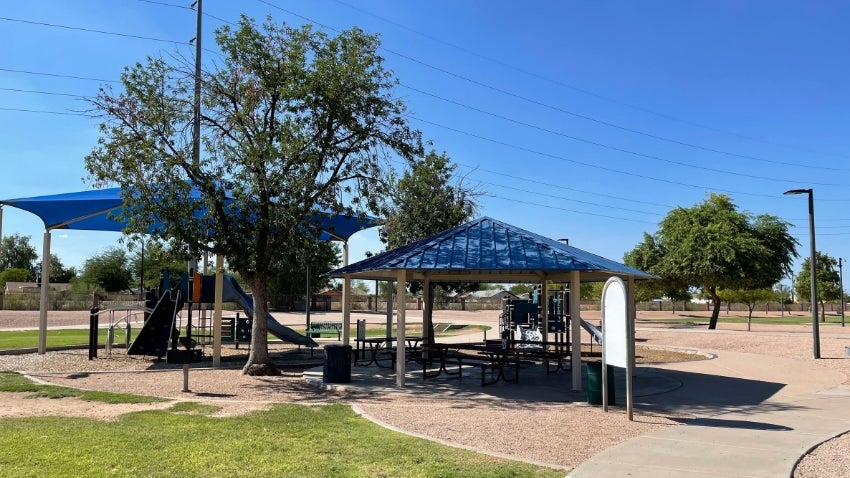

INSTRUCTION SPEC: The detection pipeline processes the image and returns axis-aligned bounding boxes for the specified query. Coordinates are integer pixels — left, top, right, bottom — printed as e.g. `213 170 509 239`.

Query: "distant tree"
772 283 794 307
0 268 31 288
625 194 797 329
377 149 479 342
380 150 479 250
35 254 77 283
509 283 534 297
351 280 370 295
794 252 841 322
0 234 38 277
80 247 133 292
717 287 774 330
128 239 191 290
267 239 340 296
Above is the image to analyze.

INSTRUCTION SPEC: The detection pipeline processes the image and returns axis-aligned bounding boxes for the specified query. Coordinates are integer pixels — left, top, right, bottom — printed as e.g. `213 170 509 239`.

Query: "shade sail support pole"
37 230 52 354
570 270 582 391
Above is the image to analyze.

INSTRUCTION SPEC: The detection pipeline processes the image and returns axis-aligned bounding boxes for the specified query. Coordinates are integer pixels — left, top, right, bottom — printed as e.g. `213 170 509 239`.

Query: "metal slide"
580 319 603 345
221 275 318 348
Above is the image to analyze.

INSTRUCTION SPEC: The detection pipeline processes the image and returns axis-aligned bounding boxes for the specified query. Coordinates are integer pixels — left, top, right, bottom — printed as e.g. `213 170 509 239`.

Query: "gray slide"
221 275 318 348
580 319 603 345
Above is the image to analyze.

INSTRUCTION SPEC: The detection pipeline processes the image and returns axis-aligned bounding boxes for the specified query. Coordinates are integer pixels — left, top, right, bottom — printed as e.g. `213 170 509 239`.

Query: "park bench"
308 321 342 340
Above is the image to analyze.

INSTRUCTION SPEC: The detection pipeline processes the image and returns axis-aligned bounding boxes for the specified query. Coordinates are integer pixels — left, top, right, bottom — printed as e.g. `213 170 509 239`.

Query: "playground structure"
499 288 601 347
125 270 317 361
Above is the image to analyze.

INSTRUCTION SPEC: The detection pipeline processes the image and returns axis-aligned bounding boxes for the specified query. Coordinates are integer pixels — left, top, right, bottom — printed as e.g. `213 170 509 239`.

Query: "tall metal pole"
785 188 819 359
838 257 844 327
807 190 820 358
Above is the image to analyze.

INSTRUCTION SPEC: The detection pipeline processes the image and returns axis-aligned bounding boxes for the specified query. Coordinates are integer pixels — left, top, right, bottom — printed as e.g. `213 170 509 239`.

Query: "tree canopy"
80 247 133 293
0 234 38 278
625 193 798 329
380 150 478 250
794 252 842 321
85 17 422 375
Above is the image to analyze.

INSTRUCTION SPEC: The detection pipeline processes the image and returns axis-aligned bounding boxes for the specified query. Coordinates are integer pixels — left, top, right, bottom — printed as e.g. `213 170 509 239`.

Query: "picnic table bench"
308 321 342 340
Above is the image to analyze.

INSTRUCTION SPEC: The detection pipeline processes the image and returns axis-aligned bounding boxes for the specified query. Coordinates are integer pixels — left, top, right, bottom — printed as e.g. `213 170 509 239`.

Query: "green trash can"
586 362 615 405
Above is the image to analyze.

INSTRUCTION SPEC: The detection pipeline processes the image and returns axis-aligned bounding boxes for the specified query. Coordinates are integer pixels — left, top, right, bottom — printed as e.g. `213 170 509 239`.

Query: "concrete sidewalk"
568 350 850 477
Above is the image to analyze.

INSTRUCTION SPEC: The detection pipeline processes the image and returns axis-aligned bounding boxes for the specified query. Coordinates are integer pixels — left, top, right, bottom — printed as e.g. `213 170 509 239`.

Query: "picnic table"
420 338 571 385
355 336 422 368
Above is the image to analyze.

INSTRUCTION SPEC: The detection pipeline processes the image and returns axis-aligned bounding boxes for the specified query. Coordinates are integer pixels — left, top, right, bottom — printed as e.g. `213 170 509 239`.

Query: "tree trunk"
747 305 754 332
242 275 279 376
820 300 826 322
708 286 721 329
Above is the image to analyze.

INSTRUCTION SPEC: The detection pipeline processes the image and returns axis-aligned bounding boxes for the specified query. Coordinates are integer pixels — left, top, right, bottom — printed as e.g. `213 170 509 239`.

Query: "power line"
410 115 850 202
401 83 846 186
0 87 89 99
0 67 118 83
132 0 236 26
0 16 187 45
258 1 850 173
0 15 219 55
331 0 850 161
0 107 91 117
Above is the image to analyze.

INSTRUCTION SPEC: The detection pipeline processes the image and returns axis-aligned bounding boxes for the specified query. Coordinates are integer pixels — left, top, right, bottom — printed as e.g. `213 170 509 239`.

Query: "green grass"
0 376 563 478
0 329 115 351
638 314 846 326
0 371 166 404
167 401 222 415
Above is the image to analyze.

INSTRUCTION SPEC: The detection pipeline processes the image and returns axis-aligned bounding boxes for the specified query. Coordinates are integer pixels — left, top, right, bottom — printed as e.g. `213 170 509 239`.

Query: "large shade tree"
85 17 422 375
625 194 797 329
794 252 841 322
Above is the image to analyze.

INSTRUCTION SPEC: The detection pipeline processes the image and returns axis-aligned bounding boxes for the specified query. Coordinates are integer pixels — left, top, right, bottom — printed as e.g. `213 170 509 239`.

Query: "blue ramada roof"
328 216 655 282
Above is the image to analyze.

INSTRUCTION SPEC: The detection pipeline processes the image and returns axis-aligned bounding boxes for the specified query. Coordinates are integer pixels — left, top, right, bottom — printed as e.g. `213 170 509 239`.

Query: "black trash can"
586 362 615 405
323 344 352 384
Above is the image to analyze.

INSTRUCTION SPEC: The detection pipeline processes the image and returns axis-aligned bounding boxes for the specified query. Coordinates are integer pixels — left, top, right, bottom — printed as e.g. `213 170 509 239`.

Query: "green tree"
624 233 692 312
378 149 479 341
794 252 841 322
85 17 422 375
351 280 370 295
717 287 774 330
0 268 31 288
80 247 133 292
35 254 77 283
626 194 798 329
268 239 340 295
380 150 478 249
509 283 534 296
129 239 191 291
0 234 38 277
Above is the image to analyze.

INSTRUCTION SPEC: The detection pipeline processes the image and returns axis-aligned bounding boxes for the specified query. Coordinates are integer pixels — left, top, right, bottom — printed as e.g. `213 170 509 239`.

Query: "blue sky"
1 1 848 287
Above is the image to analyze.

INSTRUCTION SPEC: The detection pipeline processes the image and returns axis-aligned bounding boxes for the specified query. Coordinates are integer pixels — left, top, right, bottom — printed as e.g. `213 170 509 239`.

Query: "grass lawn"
0 324 491 351
0 329 112 351
0 372 562 478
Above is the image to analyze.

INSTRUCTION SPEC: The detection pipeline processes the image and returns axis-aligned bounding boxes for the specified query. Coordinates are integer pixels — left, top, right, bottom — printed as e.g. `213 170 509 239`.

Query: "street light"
784 188 820 359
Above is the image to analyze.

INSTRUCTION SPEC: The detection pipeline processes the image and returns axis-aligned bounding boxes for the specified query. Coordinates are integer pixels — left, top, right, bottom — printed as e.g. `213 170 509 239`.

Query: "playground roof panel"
327 216 655 282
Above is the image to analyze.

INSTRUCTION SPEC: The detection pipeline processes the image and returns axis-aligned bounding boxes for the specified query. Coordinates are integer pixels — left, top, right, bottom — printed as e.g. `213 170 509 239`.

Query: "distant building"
461 289 520 304
4 282 71 294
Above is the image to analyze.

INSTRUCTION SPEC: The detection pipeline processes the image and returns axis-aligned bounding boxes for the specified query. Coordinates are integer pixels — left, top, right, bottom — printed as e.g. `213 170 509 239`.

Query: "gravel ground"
2 309 850 474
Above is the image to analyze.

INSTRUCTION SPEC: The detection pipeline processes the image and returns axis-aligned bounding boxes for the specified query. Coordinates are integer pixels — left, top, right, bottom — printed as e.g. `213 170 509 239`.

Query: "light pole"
784 188 820 359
